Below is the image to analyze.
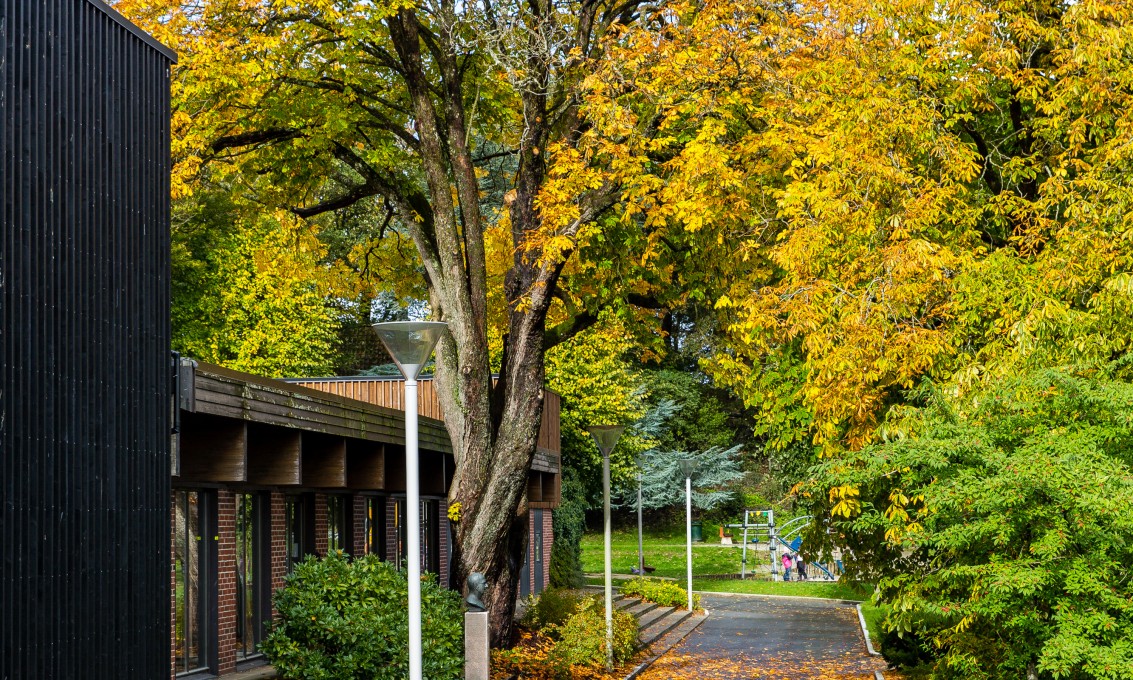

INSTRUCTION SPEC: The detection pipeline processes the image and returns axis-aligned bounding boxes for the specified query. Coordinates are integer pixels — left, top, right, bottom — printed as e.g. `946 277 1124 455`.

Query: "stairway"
613 593 695 648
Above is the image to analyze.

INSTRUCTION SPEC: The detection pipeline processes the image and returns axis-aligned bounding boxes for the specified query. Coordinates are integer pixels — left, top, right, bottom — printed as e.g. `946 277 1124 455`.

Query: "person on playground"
796 554 807 581
781 552 792 581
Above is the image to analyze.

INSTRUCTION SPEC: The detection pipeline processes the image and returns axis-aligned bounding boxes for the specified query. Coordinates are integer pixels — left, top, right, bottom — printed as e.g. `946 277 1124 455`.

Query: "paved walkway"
637 593 886 680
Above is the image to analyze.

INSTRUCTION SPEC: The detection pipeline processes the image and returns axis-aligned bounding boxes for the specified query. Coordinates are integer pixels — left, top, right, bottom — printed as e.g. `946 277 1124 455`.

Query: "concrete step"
615 595 640 610
635 605 675 631
638 607 692 648
620 598 659 617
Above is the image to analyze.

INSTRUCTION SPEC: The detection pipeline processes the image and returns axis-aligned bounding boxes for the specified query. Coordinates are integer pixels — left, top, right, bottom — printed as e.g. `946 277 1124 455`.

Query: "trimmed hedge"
620 577 700 610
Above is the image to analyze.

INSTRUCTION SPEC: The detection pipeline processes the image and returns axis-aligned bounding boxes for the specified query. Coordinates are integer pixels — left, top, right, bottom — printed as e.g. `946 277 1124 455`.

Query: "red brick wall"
314 493 328 556
270 493 287 617
438 511 450 588
216 491 237 675
542 510 553 589
353 496 367 556
385 497 399 563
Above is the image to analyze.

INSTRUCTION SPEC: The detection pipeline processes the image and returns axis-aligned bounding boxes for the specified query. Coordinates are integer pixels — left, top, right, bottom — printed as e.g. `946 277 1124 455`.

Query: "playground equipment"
726 510 840 581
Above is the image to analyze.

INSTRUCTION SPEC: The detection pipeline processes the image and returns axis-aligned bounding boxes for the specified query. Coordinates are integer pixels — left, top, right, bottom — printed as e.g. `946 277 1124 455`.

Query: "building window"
285 495 307 572
533 509 543 567
392 498 408 569
174 490 212 675
422 499 441 576
366 496 387 559
235 493 269 662
326 494 352 554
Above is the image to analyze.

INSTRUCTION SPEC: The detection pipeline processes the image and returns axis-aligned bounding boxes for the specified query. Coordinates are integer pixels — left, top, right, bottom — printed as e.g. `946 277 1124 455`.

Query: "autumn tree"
582 0 1133 456
113 0 693 642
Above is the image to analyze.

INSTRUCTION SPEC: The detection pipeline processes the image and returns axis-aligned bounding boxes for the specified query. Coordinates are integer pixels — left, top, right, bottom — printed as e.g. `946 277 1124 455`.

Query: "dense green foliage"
549 472 588 589
262 553 463 680
498 593 638 678
809 369 1133 679
520 588 585 633
170 189 348 377
620 577 700 611
553 596 639 667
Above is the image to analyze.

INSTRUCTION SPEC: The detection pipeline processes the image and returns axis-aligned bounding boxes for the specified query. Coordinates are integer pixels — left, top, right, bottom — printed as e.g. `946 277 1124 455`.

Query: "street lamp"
678 458 698 612
587 425 625 672
372 321 448 680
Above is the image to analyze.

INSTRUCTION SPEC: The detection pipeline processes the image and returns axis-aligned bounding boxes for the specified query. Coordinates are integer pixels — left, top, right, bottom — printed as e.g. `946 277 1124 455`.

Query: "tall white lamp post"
588 425 625 672
373 321 448 680
678 458 698 612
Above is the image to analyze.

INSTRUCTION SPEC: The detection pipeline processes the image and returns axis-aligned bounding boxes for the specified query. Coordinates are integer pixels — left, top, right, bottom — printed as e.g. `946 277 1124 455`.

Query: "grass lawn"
580 527 771 579
581 528 887 648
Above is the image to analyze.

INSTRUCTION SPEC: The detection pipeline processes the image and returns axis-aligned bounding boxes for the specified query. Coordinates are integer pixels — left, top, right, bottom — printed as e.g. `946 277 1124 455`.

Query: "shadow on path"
638 593 885 679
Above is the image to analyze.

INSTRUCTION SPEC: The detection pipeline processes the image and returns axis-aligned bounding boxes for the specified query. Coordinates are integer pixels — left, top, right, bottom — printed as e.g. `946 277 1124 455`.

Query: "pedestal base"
465 611 490 680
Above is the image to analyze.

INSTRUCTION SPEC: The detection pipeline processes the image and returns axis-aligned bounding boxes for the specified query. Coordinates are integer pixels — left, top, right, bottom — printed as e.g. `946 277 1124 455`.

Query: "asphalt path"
638 593 886 679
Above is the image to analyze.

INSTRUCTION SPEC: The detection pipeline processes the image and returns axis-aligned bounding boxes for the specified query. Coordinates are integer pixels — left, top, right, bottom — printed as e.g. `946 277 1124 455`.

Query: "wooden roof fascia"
189 361 452 454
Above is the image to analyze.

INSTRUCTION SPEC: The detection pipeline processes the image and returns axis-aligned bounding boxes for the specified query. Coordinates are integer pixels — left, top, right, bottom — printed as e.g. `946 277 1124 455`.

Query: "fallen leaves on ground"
638 649 887 680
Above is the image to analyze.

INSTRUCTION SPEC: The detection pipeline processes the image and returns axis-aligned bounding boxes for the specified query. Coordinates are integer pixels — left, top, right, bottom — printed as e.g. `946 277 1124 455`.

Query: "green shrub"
552 596 638 667
262 552 463 680
550 472 587 588
520 588 584 634
620 577 700 610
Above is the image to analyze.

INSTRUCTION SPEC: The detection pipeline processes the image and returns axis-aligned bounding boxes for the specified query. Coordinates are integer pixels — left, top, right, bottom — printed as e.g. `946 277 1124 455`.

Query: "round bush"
552 596 638 667
262 552 463 680
520 588 584 634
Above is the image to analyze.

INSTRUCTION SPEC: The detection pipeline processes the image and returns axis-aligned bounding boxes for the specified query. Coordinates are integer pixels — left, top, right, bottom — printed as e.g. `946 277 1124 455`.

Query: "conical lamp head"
678 458 698 478
587 425 626 458
372 321 448 380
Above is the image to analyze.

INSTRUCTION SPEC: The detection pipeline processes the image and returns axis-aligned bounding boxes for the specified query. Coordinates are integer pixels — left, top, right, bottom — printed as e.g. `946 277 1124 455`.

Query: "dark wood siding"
0 2 174 678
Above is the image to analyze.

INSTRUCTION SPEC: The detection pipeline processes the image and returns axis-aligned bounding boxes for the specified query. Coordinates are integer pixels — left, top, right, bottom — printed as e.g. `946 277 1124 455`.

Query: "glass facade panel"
393 498 408 569
327 495 346 553
174 490 205 674
366 496 387 559
285 496 303 572
235 493 264 661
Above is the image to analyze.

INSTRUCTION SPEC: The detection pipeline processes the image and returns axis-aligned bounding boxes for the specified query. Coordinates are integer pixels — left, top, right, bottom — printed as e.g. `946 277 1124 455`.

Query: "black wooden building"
0 2 175 678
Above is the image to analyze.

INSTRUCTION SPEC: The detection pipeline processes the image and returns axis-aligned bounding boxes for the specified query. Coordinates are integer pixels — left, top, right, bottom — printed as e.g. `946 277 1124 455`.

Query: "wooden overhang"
292 376 562 508
172 360 451 495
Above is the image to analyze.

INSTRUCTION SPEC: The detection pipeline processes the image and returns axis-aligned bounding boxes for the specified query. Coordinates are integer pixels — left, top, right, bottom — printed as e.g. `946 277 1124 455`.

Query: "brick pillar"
353 496 367 557
216 491 237 675
385 497 398 563
269 493 287 618
314 493 328 557
438 512 450 588
543 511 554 589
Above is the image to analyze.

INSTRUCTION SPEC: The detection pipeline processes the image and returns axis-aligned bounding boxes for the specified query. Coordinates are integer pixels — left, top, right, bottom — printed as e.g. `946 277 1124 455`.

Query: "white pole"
637 474 644 576
741 525 747 579
406 379 422 680
685 474 693 612
603 451 613 671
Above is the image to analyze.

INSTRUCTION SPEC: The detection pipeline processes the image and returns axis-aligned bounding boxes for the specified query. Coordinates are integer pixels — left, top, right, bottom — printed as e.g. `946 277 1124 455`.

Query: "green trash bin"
691 521 703 542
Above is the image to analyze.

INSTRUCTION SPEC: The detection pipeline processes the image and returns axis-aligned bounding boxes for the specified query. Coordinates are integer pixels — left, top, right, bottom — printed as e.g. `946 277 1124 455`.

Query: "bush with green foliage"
620 577 700 610
499 593 638 679
550 472 587 588
520 588 584 633
809 369 1133 679
552 596 638 667
262 552 463 680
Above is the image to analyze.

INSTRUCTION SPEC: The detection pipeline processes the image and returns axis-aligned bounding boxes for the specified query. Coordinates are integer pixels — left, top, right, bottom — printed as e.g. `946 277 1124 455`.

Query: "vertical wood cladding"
0 2 174 678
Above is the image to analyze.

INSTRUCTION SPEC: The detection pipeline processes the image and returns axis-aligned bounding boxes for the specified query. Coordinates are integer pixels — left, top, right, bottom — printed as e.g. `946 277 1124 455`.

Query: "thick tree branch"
211 127 302 152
